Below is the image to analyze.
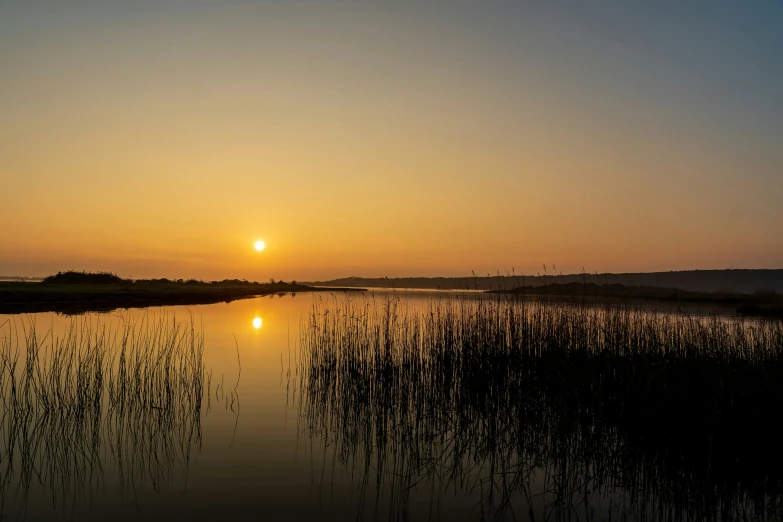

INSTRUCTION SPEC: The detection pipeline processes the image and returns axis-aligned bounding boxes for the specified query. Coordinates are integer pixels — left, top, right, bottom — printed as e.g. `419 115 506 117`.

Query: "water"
0 293 434 521
1 292 781 521
0 295 307 521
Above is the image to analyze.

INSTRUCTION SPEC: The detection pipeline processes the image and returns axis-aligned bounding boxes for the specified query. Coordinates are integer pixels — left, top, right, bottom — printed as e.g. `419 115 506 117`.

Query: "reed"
296 295 783 521
0 312 206 517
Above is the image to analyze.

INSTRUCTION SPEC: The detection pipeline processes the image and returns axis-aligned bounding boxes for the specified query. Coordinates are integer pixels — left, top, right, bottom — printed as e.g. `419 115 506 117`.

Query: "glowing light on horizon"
253 317 262 329
254 240 265 251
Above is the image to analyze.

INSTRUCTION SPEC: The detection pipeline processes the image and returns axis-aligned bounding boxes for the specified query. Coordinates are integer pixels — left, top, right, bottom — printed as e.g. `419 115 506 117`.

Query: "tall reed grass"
296 295 783 521
0 312 206 517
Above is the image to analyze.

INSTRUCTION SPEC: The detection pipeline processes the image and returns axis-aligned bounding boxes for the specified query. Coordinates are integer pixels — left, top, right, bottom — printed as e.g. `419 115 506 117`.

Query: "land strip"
491 282 783 318
0 280 363 315
307 269 783 294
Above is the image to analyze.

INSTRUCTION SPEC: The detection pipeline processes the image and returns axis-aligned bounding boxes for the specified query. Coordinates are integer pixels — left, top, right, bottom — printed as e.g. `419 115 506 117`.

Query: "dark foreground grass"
0 312 217 517
296 295 783 521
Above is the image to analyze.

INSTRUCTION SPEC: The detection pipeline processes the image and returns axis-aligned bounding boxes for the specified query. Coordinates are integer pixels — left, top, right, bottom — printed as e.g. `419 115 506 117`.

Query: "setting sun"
254 241 265 252
252 317 262 329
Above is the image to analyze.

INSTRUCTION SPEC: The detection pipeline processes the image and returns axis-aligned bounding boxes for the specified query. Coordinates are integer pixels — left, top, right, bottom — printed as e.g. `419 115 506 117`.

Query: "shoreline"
0 281 365 315
489 282 783 318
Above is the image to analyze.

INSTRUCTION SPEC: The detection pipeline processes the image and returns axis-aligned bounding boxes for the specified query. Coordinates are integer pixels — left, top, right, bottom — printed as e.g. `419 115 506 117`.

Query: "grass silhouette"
0 312 216 517
295 294 783 521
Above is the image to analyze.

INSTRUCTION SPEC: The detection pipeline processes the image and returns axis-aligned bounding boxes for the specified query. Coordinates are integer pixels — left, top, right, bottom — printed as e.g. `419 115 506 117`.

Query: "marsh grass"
0 312 207 517
296 295 783 521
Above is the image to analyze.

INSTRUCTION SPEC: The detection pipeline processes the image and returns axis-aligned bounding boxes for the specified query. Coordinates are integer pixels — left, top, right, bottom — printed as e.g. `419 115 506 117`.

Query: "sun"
253 317 262 329
254 240 265 251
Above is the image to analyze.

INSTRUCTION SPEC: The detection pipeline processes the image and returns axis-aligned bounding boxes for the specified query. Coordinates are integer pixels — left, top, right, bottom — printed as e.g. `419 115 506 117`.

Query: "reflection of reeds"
296 296 783 521
0 312 206 517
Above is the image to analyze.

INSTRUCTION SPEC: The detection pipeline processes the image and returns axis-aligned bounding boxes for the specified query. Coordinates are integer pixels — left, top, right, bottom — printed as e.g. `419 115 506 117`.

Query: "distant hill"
306 270 783 295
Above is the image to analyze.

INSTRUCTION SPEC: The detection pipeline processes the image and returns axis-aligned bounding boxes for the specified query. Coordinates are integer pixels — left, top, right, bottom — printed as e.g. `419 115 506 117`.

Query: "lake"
1 292 782 521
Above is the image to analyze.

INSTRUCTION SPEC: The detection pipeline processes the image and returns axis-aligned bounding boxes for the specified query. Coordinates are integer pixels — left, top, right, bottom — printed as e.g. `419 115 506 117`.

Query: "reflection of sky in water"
0 294 483 520
0 295 323 520
0 293 777 521
2 294 446 520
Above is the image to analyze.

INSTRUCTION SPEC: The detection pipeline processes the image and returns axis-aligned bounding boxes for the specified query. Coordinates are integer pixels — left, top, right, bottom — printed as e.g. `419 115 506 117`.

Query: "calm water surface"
2 294 474 521
0 292 779 521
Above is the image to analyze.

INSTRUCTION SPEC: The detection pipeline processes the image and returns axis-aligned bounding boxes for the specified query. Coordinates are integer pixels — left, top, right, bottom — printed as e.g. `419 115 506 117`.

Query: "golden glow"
1 3 780 280
252 317 262 329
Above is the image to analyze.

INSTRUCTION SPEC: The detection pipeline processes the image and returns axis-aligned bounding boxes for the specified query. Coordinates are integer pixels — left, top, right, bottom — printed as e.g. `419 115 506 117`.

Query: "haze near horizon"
2 1 781 280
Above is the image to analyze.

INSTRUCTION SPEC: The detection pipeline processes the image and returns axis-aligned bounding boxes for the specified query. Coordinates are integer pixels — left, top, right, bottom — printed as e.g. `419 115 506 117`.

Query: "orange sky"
1 3 781 281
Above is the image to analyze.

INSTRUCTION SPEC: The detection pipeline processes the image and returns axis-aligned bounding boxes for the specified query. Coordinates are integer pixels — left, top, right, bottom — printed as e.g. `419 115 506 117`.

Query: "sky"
1 1 782 281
